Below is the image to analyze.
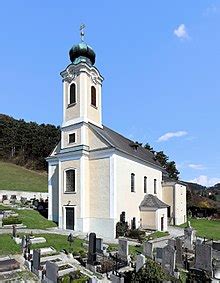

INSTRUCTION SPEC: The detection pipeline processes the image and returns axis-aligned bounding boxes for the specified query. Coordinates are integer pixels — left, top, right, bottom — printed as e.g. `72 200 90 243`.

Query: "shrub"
116 221 129 238
3 216 22 225
126 229 145 242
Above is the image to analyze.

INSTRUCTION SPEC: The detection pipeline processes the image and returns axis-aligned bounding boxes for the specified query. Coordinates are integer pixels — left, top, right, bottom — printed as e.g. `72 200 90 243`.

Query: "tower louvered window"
65 170 76 192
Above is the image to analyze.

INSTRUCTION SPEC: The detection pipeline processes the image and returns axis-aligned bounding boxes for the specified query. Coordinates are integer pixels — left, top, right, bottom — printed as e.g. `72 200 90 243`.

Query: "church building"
47 30 186 238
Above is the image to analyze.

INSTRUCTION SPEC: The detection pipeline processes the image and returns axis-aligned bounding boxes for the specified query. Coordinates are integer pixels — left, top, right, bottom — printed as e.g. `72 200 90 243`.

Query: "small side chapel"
47 27 186 238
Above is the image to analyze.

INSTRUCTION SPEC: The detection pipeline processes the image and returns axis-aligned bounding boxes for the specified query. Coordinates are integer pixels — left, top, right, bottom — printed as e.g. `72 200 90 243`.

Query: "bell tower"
60 26 104 127
60 26 104 149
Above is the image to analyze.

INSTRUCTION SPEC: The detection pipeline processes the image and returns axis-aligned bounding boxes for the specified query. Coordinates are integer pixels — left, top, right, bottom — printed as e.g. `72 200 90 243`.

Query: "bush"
3 216 22 225
132 258 180 282
116 221 129 238
126 229 146 242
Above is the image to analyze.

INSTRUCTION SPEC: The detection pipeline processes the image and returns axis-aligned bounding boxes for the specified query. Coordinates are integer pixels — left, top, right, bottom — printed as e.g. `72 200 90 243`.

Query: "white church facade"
47 34 186 238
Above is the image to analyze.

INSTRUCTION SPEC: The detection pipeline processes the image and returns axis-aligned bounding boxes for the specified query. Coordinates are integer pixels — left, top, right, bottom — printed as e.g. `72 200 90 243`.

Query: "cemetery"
0 218 219 282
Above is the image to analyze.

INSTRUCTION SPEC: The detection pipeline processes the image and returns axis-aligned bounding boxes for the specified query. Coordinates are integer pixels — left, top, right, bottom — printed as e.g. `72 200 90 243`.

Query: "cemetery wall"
0 190 48 202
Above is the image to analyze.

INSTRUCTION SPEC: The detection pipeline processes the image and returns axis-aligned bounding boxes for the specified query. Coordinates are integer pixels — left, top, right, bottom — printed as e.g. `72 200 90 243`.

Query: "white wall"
115 154 163 227
174 184 187 225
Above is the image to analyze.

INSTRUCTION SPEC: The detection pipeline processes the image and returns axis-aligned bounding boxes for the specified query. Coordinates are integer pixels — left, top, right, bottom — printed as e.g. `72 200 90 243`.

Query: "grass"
0 234 21 255
18 209 56 229
31 233 85 254
0 204 57 229
147 231 169 240
0 233 85 256
0 161 47 192
179 218 220 240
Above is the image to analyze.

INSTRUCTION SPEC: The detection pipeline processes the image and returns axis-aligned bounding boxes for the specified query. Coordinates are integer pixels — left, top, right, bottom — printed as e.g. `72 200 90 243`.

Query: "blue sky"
0 1 219 186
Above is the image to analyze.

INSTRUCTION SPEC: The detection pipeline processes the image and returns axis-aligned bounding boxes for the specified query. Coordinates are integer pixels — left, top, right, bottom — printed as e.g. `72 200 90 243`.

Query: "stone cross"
136 254 145 272
87 233 97 265
143 241 153 258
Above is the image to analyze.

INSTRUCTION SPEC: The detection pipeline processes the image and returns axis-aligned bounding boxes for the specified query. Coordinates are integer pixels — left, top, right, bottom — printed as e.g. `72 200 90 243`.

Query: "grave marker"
32 249 41 274
118 239 128 261
195 243 212 275
143 241 153 258
87 233 97 265
136 254 145 272
162 245 176 275
96 238 103 253
46 261 58 283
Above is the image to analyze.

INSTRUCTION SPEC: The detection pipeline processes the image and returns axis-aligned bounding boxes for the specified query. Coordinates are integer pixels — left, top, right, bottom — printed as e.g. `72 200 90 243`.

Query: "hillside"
0 161 47 192
0 114 60 170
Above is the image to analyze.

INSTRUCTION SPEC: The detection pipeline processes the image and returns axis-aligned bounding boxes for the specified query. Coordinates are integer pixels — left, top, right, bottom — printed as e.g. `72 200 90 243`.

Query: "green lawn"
0 161 47 192
31 233 85 254
18 209 57 229
0 233 85 256
0 234 21 255
0 204 57 229
179 218 220 240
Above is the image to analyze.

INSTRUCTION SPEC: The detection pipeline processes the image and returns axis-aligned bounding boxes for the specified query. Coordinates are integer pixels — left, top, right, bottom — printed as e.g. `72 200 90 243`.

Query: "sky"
0 1 219 186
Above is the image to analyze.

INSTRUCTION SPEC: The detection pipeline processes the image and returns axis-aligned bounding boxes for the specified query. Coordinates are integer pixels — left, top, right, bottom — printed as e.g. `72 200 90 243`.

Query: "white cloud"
174 24 189 39
157 131 188 142
188 164 206 170
189 175 220 187
204 4 218 16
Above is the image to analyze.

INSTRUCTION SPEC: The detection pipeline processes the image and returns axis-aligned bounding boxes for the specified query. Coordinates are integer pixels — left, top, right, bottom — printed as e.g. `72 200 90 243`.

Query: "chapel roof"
89 123 163 169
139 194 169 210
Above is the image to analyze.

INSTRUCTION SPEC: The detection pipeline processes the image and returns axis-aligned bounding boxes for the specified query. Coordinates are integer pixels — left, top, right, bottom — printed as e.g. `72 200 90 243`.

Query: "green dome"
69 42 96 65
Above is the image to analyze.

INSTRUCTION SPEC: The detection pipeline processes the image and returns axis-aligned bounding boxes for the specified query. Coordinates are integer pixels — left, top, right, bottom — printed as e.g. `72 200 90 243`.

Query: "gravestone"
87 233 97 265
213 241 220 251
110 273 124 283
195 243 212 275
118 239 128 261
136 254 145 272
162 245 176 275
131 217 136 230
46 261 58 283
0 259 20 272
120 212 126 223
175 238 183 266
32 249 41 274
184 226 195 251
12 225 16 238
96 238 103 253
0 215 3 228
168 238 176 248
155 247 163 263
143 241 153 258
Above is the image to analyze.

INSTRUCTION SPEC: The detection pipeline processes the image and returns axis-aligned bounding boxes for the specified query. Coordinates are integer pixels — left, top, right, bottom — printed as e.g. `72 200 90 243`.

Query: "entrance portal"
66 207 74 230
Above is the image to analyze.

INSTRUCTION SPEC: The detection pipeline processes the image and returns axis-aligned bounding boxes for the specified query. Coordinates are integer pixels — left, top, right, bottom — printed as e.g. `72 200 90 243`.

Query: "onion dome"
69 42 96 65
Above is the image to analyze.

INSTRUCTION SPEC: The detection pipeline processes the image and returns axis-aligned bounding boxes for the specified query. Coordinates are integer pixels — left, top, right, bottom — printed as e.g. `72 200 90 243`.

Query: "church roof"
139 194 169 210
89 124 163 170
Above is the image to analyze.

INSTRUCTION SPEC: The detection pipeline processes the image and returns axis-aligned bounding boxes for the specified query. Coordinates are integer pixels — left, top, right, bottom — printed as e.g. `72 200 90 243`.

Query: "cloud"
174 24 189 39
204 4 218 16
189 175 220 187
157 131 188 142
188 164 206 170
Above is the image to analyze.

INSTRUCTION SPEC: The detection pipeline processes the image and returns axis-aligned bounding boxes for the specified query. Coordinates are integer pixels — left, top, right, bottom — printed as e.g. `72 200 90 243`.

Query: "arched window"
65 169 76 192
154 179 157 194
144 176 147 193
91 86 97 107
131 173 135 192
69 83 76 105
